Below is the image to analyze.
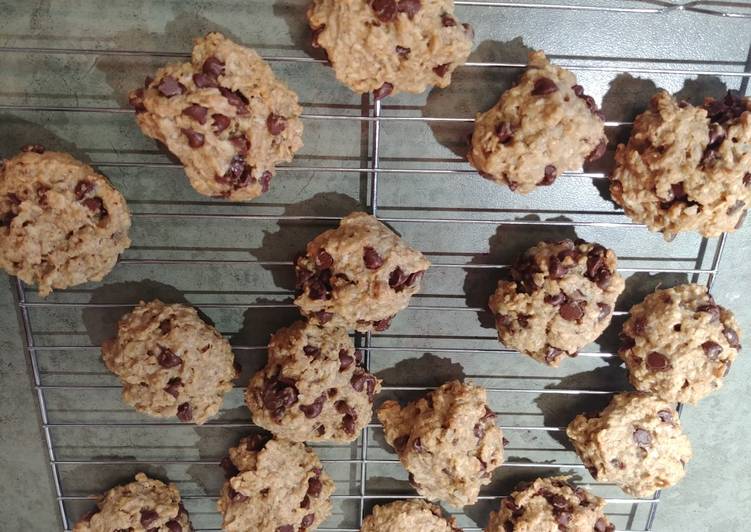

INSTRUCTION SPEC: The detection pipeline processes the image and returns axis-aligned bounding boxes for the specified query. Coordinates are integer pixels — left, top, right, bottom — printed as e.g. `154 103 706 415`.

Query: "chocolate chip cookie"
610 91 751 240
129 32 303 201
102 299 238 425
619 284 741 404
361 499 462 532
484 476 614 532
566 392 692 497
246 320 381 442
0 146 131 296
294 212 430 332
468 51 607 194
378 380 505 507
488 239 625 366
73 473 193 532
307 0 473 98
217 435 335 532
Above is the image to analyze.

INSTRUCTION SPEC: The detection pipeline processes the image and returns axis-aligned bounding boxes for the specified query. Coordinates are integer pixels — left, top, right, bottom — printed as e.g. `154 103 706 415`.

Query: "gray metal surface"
1 1 750 531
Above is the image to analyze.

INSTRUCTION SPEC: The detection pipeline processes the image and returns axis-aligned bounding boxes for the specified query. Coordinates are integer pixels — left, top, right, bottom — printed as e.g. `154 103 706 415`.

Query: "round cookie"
469 51 607 194
619 284 741 404
566 392 692 497
488 239 625 366
0 146 131 296
361 500 461 532
610 91 751 239
484 477 614 532
217 435 335 532
294 212 430 332
128 32 303 201
73 473 192 532
378 380 505 507
246 320 382 442
307 0 473 98
102 299 238 425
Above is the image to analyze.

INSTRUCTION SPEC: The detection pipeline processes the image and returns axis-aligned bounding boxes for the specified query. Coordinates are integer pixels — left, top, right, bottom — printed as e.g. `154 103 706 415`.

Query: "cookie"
468 51 607 194
102 299 238 425
294 212 430 332
246 320 382 442
307 0 473 98
73 473 192 532
619 284 741 404
488 239 625 366
484 477 614 532
361 499 461 532
0 146 131 296
610 91 751 239
217 435 335 532
378 380 505 507
566 392 692 497
128 32 303 201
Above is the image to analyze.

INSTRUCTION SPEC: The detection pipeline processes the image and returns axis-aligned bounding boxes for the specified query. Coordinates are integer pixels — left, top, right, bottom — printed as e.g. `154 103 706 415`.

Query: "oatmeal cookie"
246 320 381 442
378 380 505 507
217 435 335 532
0 146 131 296
610 91 751 239
307 0 473 98
128 32 303 201
294 212 430 332
484 477 614 532
73 473 192 532
361 499 461 532
566 392 692 497
619 284 741 404
488 239 625 366
469 51 607 194
102 299 238 425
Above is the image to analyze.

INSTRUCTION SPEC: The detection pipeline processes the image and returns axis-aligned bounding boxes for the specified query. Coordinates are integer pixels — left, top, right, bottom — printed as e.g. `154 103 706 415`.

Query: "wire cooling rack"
2 1 751 531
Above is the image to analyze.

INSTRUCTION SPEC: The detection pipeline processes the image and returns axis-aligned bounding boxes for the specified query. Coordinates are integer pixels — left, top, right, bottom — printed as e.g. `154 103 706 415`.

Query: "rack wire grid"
2 0 750 531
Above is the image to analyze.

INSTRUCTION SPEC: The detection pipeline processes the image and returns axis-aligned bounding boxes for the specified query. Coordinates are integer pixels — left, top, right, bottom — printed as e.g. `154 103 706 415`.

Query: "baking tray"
1 0 750 530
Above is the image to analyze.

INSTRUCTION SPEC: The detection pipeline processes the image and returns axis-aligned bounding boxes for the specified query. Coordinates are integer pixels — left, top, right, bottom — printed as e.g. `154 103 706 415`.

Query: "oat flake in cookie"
102 300 238 425
246 320 381 442
294 212 430 332
128 32 303 201
468 51 607 194
73 473 193 532
0 146 131 296
566 392 692 498
610 91 751 240
217 435 335 532
307 0 473 98
619 283 741 404
484 476 614 532
361 499 462 532
488 239 625 367
378 380 505 507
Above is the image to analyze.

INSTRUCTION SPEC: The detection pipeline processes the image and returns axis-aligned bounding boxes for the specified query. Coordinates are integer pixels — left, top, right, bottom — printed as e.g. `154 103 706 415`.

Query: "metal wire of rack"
3 1 750 531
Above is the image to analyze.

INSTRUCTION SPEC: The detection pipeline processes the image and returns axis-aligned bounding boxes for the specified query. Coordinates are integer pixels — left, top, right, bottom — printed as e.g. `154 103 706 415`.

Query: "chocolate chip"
339 350 355 371
539 164 557 186
433 63 450 77
315 249 334 269
633 427 652 447
21 144 45 154
342 413 356 434
373 316 393 331
657 409 673 424
744 172 751 187
164 377 182 398
406 270 424 286
674 324 682 332
587 138 608 162
158 76 185 97
300 495 310 508
166 519 182 532
220 455 238 478
412 437 424 452
597 303 611 321
262 376 299 419
74 180 94 200
157 348 182 368
315 310 334 324
158 319 172 334
193 72 218 88
371 0 397 21
495 121 514 144
646 351 670 371
373 82 394 100
544 292 565 306
260 171 272 193
511 254 541 294
702 340 723 360
363 246 384 269
723 327 740 348
303 345 320 359
307 476 323 497
275 525 293 532
212 113 231 133
301 513 315 528
300 394 326 419
140 509 159 528
441 12 456 26
267 113 287 135
394 435 409 451
182 128 205 148
216 155 251 188
351 370 376 397
219 87 249 114
83 197 107 219
203 56 225 78
395 45 411 58
559 301 584 321
397 0 421 18
176 402 192 421
547 256 568 279
544 345 563 364
595 518 615 532
532 77 558 96
182 104 208 124
697 304 721 322
473 423 485 439
335 400 356 417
